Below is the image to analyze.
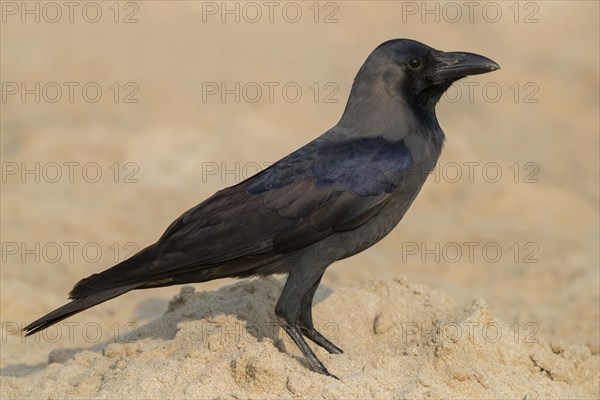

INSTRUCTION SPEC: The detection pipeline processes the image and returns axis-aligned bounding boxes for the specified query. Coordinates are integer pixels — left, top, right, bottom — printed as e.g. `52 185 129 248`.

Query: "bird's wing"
70 137 412 296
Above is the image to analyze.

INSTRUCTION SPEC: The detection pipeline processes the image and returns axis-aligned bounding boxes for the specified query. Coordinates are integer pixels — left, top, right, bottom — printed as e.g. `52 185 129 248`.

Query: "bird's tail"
22 285 137 336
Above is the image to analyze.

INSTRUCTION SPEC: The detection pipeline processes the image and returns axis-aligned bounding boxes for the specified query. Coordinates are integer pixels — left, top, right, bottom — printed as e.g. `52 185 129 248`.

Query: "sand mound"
2 277 598 399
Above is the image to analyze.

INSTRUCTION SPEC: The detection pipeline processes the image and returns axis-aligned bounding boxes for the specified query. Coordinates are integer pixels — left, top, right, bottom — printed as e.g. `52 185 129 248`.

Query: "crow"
23 39 499 378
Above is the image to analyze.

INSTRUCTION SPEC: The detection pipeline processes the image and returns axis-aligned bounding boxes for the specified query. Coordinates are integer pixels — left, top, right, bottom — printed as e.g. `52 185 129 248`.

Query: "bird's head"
343 39 500 129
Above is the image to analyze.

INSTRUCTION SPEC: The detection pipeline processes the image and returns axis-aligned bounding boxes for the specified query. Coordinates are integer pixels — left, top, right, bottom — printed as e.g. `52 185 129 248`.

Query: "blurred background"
1 1 598 368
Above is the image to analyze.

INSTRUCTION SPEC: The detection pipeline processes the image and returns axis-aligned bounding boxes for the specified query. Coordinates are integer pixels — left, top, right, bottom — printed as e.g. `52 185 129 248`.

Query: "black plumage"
24 39 499 378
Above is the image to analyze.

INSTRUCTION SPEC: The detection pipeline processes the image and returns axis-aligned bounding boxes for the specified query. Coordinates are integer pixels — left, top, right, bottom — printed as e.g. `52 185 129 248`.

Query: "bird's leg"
296 277 343 355
275 267 339 379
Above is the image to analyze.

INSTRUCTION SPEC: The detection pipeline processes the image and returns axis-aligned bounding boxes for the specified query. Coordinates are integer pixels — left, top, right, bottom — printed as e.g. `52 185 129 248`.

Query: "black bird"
24 39 499 377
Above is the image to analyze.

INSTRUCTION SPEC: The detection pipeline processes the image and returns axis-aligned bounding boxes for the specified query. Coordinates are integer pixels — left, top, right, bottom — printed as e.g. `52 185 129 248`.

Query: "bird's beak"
433 51 500 79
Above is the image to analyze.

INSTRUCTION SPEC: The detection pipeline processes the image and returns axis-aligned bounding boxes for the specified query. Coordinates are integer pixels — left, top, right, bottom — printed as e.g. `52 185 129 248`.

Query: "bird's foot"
277 317 339 379
300 326 344 355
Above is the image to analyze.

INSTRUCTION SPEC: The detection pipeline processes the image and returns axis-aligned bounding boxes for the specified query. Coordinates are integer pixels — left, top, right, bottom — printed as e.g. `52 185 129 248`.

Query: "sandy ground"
2 278 599 399
1 1 599 399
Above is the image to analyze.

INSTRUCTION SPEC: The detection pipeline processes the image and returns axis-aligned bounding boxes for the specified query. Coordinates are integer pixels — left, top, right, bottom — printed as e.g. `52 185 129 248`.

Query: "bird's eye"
408 57 422 69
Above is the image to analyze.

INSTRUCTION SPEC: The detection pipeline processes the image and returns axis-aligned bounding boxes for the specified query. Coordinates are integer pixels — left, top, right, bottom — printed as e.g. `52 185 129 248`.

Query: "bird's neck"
337 76 444 147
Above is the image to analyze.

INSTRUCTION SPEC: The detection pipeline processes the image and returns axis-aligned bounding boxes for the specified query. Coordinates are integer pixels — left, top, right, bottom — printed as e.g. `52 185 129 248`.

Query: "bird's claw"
323 370 340 380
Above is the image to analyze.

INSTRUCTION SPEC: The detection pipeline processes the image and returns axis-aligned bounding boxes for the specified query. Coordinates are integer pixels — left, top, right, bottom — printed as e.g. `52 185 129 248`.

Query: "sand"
2 277 598 399
1 1 599 399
